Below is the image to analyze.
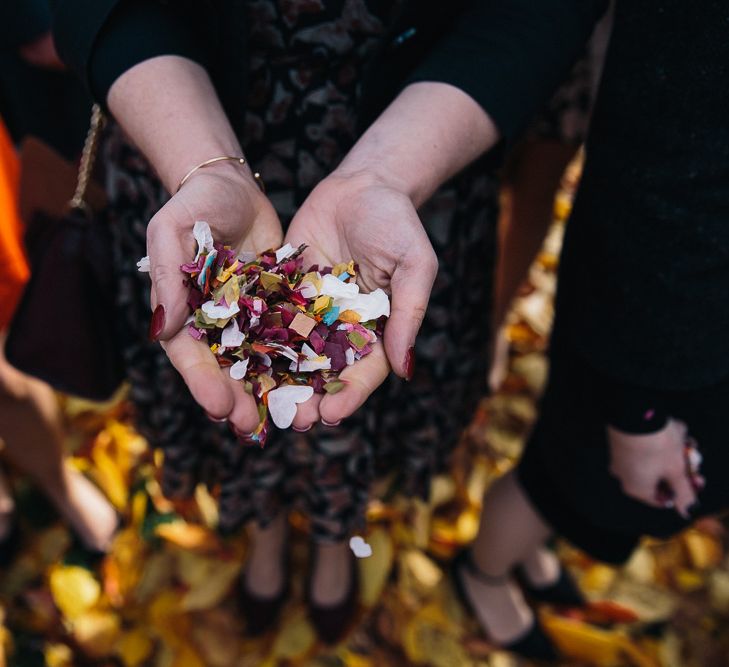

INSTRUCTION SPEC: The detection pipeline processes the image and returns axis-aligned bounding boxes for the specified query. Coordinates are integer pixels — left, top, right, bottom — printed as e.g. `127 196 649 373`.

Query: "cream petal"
275 243 296 263
267 385 314 429
193 220 214 261
201 300 240 320
349 536 373 558
320 273 360 299
229 359 249 380
136 256 150 272
221 321 245 348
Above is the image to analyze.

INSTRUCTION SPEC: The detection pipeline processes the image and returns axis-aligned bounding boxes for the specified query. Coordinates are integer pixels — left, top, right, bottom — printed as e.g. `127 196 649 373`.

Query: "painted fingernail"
293 424 313 433
148 304 166 341
404 346 415 381
206 412 227 423
321 419 341 427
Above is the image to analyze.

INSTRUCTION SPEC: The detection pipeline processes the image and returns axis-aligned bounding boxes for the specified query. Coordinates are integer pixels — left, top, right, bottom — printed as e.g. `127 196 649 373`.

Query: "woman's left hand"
282 169 438 429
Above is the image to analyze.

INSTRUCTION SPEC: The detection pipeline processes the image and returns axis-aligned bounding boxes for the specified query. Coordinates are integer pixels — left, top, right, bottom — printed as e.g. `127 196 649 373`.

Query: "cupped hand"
147 167 282 432
608 418 698 518
283 170 438 429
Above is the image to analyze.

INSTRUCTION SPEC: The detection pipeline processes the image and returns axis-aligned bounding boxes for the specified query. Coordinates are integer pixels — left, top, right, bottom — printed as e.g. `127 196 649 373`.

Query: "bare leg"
0 342 117 551
461 469 553 643
244 512 288 597
310 540 351 606
519 545 560 587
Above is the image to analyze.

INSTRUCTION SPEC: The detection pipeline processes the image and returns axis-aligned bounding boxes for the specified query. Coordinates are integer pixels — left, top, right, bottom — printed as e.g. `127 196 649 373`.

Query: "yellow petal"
73 610 121 659
115 627 154 667
155 522 219 553
49 566 101 621
270 611 316 660
359 528 395 607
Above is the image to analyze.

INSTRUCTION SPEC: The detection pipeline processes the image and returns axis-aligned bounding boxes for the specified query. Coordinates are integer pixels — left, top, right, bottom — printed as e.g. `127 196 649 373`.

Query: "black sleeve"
594 372 670 435
408 0 609 142
53 0 209 105
0 0 52 50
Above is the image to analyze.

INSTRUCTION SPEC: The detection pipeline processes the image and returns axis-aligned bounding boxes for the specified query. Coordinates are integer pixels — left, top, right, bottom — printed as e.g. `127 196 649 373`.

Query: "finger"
384 252 437 379
147 213 194 341
670 472 698 519
291 393 323 432
161 329 235 419
318 344 390 424
226 374 263 434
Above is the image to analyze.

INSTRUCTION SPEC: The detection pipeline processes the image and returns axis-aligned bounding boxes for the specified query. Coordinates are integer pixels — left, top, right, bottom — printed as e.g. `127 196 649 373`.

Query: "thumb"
670 469 697 519
147 218 193 342
384 251 437 379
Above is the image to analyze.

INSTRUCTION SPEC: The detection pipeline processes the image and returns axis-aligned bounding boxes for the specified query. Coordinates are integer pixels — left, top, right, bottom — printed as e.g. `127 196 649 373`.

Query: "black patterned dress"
103 0 498 542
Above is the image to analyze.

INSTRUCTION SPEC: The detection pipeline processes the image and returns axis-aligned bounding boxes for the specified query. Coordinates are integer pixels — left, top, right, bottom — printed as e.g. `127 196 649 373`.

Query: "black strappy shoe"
307 548 359 645
450 550 559 662
515 561 586 608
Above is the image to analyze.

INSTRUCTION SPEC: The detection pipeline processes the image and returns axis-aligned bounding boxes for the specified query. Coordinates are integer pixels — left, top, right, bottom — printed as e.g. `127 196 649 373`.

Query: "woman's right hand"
146 165 282 433
608 418 700 518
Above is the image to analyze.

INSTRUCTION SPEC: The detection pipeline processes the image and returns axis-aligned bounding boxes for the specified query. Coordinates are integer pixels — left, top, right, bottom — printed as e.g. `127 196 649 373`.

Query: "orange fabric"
0 118 30 328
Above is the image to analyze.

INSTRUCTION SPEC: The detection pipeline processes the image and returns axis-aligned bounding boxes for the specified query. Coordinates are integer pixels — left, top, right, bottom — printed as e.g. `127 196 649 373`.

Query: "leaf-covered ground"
2 160 729 667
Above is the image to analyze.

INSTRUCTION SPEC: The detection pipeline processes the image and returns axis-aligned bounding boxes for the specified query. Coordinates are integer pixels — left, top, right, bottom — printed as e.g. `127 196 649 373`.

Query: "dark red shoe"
306 550 359 645
239 552 290 637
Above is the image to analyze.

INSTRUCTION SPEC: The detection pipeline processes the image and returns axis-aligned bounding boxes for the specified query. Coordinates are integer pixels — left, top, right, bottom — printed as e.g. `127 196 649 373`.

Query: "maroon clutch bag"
6 106 124 400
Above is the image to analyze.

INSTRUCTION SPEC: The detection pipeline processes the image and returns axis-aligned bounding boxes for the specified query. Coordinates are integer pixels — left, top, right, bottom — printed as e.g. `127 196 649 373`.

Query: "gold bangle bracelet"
176 155 265 193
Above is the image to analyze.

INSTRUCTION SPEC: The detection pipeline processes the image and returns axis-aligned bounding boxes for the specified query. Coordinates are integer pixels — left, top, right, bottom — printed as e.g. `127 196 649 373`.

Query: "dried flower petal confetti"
349 535 373 559
166 221 389 442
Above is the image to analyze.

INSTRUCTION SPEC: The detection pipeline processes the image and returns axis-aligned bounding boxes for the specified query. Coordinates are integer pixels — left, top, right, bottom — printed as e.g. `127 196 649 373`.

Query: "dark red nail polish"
148 304 166 341
404 346 415 381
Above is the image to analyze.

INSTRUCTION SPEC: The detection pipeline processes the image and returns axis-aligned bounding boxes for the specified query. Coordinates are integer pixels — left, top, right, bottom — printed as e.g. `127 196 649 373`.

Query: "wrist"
334 147 431 207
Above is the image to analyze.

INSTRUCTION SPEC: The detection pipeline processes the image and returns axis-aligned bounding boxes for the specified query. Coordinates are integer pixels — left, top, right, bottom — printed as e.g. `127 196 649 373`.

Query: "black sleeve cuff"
594 370 669 434
89 0 209 106
407 0 608 143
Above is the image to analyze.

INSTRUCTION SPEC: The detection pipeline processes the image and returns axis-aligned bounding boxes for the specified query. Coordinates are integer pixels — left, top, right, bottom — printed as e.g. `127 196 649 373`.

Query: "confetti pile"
144 221 390 442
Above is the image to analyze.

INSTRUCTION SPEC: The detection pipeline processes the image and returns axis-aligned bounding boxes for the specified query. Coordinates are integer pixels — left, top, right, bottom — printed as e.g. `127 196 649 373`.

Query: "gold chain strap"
68 104 105 213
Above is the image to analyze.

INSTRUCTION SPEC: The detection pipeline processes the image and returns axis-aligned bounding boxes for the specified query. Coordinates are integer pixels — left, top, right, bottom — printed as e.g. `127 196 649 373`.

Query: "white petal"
193 220 215 261
345 348 355 366
229 359 249 380
301 343 318 359
299 282 319 299
290 357 331 372
137 256 150 272
320 273 360 299
267 384 314 429
275 243 296 263
268 343 299 363
201 300 240 320
349 536 372 558
221 320 245 348
334 288 390 322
